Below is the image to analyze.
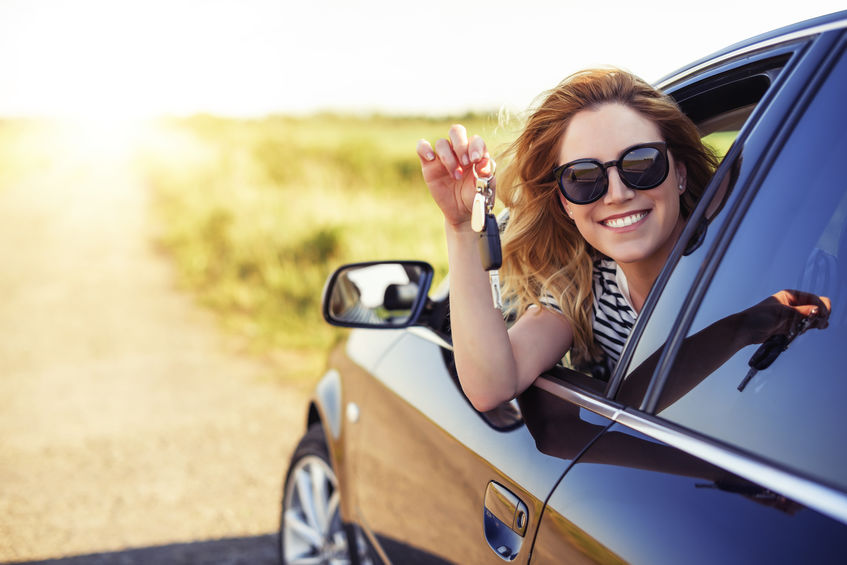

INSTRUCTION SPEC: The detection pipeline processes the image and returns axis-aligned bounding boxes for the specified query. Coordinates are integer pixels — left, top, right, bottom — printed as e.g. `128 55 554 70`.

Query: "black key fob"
478 214 502 271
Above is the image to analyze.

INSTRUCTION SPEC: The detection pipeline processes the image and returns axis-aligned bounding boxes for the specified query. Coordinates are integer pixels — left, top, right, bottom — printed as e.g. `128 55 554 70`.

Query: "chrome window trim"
407 326 453 351
534 375 847 525
534 376 622 422
656 18 847 91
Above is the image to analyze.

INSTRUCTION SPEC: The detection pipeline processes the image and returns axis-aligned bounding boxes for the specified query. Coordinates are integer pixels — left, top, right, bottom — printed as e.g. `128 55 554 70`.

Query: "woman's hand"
740 289 831 345
416 124 495 230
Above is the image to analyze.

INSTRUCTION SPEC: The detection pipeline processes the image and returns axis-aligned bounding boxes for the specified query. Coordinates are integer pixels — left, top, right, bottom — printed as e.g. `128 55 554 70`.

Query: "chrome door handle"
483 481 528 560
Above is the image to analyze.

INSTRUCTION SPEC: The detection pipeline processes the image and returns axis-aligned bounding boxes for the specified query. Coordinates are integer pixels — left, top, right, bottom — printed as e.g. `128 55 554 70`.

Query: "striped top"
591 259 637 365
540 258 637 368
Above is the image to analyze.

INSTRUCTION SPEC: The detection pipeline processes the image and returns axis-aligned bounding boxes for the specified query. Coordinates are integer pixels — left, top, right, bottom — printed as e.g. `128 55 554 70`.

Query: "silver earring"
678 182 685 192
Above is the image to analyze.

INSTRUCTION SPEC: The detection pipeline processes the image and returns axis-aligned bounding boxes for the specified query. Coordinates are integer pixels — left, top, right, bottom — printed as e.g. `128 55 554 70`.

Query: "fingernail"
426 152 435 161
454 170 463 180
461 156 469 166
471 151 480 162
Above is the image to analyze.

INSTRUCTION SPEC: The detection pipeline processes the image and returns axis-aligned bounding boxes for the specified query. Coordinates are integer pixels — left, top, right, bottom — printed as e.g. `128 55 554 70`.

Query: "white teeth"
603 211 647 228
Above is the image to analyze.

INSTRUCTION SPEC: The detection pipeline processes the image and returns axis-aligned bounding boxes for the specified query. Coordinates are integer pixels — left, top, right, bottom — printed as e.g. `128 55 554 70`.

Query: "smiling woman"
416 67 721 410
557 104 687 279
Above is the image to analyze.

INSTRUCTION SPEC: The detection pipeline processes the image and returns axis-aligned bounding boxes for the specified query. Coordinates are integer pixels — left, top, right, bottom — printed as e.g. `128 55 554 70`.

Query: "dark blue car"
280 11 847 564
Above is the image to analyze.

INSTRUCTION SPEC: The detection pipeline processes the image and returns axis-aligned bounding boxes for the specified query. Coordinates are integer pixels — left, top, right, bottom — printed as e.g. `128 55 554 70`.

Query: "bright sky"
0 0 844 119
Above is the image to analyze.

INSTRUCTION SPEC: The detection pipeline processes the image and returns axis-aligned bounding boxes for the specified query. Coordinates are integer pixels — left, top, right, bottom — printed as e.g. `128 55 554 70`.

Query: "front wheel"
279 424 373 565
280 424 360 565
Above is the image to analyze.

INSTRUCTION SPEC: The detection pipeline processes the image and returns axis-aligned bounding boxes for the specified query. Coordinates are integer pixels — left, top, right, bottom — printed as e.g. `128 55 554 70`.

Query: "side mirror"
322 261 434 328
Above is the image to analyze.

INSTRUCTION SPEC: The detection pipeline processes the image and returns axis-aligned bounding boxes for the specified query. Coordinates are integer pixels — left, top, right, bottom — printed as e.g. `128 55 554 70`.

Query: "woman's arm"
418 125 574 411
618 290 830 411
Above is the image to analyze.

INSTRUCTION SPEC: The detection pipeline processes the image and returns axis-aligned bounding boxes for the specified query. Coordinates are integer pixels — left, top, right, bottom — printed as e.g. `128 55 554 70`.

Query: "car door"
529 23 847 564
344 310 609 564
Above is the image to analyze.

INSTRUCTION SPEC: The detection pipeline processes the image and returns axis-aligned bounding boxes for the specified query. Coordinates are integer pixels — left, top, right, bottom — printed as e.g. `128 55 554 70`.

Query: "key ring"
472 161 496 213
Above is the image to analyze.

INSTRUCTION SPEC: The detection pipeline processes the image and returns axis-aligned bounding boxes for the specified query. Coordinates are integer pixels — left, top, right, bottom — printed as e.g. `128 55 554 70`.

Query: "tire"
280 424 366 565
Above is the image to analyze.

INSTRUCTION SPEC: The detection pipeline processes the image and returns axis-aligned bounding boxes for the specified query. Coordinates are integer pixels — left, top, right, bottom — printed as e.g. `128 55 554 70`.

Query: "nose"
603 168 635 204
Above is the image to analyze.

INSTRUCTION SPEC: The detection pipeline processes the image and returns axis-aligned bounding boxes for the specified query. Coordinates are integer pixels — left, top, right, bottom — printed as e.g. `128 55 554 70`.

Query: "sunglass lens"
561 162 605 203
621 146 667 188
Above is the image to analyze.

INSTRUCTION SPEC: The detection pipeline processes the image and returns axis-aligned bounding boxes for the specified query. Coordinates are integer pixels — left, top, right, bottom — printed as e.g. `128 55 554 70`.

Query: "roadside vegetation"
136 113 519 380
1 115 734 384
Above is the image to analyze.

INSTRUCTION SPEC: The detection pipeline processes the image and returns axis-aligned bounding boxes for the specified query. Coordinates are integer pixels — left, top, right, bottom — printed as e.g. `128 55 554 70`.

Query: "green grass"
701 130 737 160
136 113 518 378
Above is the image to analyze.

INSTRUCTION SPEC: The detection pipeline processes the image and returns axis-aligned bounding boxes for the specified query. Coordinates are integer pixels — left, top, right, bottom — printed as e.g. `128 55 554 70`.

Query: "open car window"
538 51 798 404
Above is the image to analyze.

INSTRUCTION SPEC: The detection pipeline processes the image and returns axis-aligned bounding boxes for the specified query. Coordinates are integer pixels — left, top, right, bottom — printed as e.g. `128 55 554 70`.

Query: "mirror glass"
326 262 429 327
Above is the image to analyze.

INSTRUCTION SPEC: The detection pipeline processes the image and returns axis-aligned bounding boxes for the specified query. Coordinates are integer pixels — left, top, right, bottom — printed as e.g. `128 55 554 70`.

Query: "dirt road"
0 130 310 563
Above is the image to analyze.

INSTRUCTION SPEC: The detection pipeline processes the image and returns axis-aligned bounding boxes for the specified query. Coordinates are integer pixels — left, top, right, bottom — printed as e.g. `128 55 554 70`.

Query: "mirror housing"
322 261 434 329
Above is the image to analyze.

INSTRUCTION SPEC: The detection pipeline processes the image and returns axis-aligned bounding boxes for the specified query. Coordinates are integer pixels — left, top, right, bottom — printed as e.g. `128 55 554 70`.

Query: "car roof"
656 10 847 90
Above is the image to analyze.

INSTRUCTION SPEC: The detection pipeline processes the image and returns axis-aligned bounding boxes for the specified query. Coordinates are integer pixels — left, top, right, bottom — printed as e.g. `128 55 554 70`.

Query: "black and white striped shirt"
591 258 637 365
540 258 637 367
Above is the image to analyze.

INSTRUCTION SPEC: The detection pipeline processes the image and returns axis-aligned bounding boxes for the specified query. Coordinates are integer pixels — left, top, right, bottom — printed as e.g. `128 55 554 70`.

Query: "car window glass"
652 47 847 491
615 60 789 406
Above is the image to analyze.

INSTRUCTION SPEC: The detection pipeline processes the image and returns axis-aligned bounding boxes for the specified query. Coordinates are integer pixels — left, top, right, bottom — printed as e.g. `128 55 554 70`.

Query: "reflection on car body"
280 11 847 565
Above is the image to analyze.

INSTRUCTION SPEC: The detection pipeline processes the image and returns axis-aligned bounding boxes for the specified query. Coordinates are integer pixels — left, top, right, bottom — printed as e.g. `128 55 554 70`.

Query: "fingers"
418 125 492 182
805 294 831 330
416 139 436 163
468 134 485 162
792 304 820 319
449 124 470 166
467 132 495 176
771 289 831 329
773 289 827 309
773 290 832 327
436 124 472 181
435 137 463 180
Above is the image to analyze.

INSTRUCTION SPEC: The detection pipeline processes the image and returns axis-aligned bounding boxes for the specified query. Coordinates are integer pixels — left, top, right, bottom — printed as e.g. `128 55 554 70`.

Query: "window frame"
544 33 815 406
639 30 847 414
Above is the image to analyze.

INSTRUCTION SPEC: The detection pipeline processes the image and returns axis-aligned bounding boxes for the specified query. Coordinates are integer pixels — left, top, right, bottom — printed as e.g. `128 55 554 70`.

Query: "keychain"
738 315 813 391
471 163 502 310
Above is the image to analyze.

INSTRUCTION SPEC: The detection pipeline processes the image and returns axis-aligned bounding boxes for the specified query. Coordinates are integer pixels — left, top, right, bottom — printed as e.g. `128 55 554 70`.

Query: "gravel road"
0 132 310 564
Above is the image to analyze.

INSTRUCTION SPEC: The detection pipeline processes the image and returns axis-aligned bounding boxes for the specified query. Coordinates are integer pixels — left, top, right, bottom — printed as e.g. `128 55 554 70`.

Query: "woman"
415 68 821 412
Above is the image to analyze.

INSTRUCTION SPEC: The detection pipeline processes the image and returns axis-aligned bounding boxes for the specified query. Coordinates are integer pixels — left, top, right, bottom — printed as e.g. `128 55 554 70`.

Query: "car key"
471 165 492 234
479 213 503 309
738 315 812 391
472 165 502 310
471 188 487 233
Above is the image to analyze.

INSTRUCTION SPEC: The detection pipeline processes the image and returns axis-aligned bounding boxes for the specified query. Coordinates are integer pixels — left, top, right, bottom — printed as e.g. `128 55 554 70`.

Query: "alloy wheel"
282 454 349 564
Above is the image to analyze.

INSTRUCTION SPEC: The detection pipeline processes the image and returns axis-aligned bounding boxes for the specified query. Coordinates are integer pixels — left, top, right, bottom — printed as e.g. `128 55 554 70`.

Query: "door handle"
483 481 528 561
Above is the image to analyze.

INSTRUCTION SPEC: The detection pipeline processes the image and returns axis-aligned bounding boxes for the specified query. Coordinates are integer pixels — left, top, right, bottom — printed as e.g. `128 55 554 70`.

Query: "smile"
601 210 649 228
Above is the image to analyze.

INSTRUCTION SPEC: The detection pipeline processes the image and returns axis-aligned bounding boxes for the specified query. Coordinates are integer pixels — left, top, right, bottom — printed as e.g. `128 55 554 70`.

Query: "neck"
618 219 686 313
618 262 658 314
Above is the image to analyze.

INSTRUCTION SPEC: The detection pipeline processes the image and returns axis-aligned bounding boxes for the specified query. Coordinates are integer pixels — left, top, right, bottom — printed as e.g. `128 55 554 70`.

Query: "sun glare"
39 115 149 167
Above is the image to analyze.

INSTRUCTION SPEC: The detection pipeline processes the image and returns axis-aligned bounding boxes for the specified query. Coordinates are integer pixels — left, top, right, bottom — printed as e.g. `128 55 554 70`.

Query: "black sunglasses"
553 141 670 205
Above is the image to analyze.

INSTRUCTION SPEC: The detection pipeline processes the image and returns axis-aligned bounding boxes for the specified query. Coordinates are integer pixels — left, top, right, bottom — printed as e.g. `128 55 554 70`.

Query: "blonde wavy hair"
497 68 718 366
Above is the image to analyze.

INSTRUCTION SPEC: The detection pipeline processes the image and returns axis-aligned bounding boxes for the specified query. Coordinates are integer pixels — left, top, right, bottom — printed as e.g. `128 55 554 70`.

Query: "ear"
675 161 687 193
558 192 574 219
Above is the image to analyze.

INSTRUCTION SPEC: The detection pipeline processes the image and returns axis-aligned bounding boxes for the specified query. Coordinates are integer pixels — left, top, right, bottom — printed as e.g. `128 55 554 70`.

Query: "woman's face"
557 103 686 268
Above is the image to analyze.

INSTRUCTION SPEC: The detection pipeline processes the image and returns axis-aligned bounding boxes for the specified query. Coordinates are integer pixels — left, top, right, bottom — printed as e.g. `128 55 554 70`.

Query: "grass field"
135 113 519 376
